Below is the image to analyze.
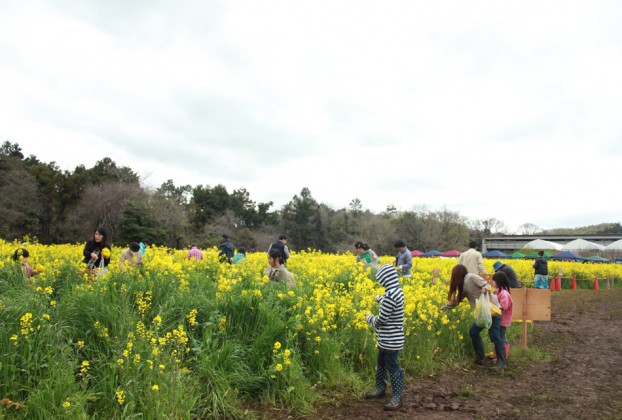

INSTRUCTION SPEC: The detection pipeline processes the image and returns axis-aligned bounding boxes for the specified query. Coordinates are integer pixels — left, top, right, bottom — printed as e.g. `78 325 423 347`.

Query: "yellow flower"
284 349 291 357
116 390 125 405
186 309 198 326
101 248 111 258
79 360 90 378
152 384 159 391
275 364 283 372
273 341 281 350
218 315 227 331
62 400 71 408
77 340 85 348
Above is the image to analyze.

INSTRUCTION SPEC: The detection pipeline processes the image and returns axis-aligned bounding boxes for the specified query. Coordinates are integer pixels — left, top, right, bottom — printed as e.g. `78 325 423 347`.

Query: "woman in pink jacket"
493 271 513 360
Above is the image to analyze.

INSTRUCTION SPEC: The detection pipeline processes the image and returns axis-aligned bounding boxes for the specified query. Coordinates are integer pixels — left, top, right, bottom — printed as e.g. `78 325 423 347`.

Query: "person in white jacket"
458 241 486 274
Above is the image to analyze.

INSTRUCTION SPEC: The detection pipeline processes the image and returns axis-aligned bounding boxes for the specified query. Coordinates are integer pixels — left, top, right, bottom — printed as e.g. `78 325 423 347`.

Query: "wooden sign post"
511 288 551 350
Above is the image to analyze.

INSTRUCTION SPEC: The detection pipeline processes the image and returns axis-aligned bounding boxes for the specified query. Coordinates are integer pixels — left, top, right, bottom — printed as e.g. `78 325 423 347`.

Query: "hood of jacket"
376 264 400 289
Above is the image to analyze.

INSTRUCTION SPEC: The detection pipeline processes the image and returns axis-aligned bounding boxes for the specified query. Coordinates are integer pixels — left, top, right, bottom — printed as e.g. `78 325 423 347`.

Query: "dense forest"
1 141 621 254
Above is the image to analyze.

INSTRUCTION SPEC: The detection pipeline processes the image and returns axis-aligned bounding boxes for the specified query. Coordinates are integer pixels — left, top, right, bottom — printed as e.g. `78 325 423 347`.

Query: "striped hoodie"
366 264 405 351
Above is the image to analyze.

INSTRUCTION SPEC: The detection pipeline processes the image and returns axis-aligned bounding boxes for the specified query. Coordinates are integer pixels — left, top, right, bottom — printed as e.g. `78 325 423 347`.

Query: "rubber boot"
364 366 387 399
493 342 507 369
384 369 404 411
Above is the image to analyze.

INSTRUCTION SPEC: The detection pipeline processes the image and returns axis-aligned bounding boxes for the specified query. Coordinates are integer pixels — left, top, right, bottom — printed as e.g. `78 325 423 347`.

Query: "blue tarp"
421 250 441 257
551 251 584 261
482 250 508 258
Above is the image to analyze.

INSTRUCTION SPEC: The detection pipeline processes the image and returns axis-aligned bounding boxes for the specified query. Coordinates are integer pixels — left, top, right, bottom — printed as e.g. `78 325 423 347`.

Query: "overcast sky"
1 1 621 233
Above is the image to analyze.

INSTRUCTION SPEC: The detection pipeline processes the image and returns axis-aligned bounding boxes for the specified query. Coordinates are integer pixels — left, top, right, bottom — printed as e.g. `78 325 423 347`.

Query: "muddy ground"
314 288 622 419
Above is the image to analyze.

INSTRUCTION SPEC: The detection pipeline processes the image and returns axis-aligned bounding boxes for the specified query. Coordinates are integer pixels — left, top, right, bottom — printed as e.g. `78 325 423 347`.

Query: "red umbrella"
440 250 461 257
411 250 424 257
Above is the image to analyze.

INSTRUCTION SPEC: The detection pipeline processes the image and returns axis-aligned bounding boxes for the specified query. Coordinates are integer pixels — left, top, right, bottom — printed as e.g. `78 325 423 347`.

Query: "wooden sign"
512 288 551 322
511 287 551 350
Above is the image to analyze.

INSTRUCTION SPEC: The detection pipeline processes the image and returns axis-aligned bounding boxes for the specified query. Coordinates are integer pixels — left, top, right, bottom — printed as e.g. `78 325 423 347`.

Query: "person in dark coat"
83 227 111 269
268 235 290 265
532 251 549 289
493 261 522 288
219 234 235 264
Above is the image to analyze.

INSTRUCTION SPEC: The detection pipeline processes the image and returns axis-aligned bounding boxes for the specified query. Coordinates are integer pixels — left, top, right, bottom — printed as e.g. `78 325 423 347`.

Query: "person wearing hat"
219 234 235 264
493 261 522 288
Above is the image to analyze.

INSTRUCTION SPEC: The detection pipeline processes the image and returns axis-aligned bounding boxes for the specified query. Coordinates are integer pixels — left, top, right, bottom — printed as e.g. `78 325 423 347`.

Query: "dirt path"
318 288 622 419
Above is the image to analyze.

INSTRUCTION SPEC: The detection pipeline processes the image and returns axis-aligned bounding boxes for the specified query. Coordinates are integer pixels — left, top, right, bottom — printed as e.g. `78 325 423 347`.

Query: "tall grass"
2 241 620 418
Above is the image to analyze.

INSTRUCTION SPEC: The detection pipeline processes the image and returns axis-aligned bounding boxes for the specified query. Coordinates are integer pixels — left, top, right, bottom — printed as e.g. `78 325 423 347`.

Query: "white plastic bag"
474 293 492 329
96 257 108 277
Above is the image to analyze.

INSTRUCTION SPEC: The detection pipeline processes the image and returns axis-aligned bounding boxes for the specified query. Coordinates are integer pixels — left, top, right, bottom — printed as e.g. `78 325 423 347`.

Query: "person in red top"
493 271 514 360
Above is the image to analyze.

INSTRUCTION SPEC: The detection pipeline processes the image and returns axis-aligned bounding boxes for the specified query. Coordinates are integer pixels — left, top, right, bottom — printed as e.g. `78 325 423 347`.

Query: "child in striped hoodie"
365 264 405 411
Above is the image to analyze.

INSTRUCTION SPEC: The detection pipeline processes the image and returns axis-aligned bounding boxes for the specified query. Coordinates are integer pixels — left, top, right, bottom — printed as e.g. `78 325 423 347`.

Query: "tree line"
2 141 619 255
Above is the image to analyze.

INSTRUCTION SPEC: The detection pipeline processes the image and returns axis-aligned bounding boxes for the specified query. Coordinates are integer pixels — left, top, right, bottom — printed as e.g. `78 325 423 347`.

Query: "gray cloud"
2 0 622 232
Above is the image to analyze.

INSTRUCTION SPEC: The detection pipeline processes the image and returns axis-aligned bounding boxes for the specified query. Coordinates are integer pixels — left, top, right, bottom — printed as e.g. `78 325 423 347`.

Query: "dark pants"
377 348 401 374
469 316 503 362
500 326 508 344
